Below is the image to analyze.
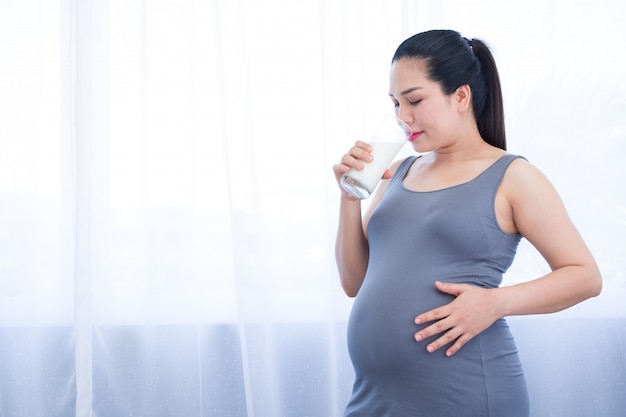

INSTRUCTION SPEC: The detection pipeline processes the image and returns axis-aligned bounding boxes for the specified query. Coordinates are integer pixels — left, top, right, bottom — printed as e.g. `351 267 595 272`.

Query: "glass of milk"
340 115 411 199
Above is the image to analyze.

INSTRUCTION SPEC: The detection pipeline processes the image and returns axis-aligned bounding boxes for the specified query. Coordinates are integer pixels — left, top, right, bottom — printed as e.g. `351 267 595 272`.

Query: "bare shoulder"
501 157 558 204
501 155 601 281
500 156 572 239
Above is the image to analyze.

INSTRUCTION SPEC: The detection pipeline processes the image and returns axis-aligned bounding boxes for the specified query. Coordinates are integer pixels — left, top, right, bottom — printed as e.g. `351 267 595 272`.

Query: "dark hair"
392 30 506 150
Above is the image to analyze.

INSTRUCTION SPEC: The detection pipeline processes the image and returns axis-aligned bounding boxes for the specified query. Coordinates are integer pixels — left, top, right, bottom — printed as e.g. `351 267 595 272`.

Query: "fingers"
414 303 447 325
414 320 473 357
413 284 473 357
435 280 464 296
413 307 451 347
444 333 473 357
413 309 451 343
413 283 498 356
333 141 374 187
337 141 372 168
344 141 372 167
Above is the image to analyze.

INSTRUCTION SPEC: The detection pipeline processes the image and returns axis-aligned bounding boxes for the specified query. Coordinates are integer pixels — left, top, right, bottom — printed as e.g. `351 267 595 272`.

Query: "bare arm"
334 195 368 297
333 141 400 297
414 159 602 356
496 159 602 315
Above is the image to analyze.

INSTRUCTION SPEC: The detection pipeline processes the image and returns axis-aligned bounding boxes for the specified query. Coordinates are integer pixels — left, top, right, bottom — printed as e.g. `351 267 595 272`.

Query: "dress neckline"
400 154 512 194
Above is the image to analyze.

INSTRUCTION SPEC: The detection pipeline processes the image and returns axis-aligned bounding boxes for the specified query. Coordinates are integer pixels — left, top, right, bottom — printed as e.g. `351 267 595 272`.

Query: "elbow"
342 281 360 298
590 271 603 298
339 273 363 298
344 289 358 298
337 266 365 298
586 263 603 298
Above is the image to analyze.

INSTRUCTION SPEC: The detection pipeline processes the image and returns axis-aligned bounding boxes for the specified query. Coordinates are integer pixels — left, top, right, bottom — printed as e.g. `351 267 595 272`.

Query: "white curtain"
1 1 624 416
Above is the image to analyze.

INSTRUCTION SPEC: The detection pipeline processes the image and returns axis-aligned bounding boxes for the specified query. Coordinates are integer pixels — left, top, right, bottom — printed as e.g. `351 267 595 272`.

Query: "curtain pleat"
0 1 625 417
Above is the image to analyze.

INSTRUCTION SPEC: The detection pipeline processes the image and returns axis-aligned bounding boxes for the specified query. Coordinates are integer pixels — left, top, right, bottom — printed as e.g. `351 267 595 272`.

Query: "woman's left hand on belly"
413 281 504 357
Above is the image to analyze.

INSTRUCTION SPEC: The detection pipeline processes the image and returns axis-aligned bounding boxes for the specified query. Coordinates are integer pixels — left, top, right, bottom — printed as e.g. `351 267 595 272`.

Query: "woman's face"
389 58 461 153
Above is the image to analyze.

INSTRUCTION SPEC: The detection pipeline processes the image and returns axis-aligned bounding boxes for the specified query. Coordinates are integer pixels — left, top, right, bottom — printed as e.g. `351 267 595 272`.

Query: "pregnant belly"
346 282 454 376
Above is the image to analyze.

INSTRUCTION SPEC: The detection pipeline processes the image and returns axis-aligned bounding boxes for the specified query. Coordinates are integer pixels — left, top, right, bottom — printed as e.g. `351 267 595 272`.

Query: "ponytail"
469 39 506 150
392 30 507 150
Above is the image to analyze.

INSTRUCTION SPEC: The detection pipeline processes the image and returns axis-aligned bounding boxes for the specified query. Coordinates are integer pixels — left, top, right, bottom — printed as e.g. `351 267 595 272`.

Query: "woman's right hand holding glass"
333 141 373 199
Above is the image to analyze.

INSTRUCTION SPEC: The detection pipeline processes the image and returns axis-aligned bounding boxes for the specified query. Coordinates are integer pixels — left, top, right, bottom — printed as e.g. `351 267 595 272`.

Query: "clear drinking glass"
340 115 412 199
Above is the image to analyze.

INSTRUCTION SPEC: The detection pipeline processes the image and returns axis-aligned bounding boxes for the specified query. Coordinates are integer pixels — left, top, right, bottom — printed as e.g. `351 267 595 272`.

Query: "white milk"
342 141 404 198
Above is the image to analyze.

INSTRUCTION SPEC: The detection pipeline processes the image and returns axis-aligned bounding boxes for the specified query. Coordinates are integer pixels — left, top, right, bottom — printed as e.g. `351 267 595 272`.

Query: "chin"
410 142 431 154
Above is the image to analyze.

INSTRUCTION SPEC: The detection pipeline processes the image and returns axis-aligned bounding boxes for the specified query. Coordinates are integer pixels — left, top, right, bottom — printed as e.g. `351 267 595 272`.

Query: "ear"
454 84 472 113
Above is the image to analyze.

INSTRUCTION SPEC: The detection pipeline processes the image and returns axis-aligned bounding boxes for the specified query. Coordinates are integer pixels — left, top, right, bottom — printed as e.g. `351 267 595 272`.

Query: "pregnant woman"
332 29 602 417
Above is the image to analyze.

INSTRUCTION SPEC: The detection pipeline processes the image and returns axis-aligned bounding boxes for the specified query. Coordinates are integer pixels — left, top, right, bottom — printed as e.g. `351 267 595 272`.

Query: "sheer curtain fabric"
0 1 625 416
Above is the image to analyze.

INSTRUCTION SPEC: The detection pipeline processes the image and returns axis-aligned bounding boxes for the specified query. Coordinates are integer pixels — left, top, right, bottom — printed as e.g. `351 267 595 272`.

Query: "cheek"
419 103 453 131
415 107 436 130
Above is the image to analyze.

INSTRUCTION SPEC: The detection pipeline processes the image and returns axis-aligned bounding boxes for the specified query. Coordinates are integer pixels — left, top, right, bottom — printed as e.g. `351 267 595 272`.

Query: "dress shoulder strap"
480 154 527 184
390 156 419 185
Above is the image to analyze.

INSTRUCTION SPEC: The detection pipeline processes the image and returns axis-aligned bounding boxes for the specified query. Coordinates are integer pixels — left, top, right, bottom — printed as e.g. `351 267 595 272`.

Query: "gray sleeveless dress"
344 154 529 417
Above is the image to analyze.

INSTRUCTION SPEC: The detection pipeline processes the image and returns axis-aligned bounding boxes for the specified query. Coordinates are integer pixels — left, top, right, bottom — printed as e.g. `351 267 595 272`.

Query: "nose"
395 105 413 127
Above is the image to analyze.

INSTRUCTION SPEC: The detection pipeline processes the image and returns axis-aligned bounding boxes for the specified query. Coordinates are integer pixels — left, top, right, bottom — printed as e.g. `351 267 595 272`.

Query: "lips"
408 131 423 142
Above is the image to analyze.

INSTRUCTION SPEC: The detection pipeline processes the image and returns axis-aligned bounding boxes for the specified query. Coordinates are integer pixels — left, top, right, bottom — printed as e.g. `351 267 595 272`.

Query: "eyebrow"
388 86 423 97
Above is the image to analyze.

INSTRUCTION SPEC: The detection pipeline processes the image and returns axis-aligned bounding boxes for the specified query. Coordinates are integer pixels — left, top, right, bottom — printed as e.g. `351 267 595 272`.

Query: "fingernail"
415 334 422 342
427 345 434 353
